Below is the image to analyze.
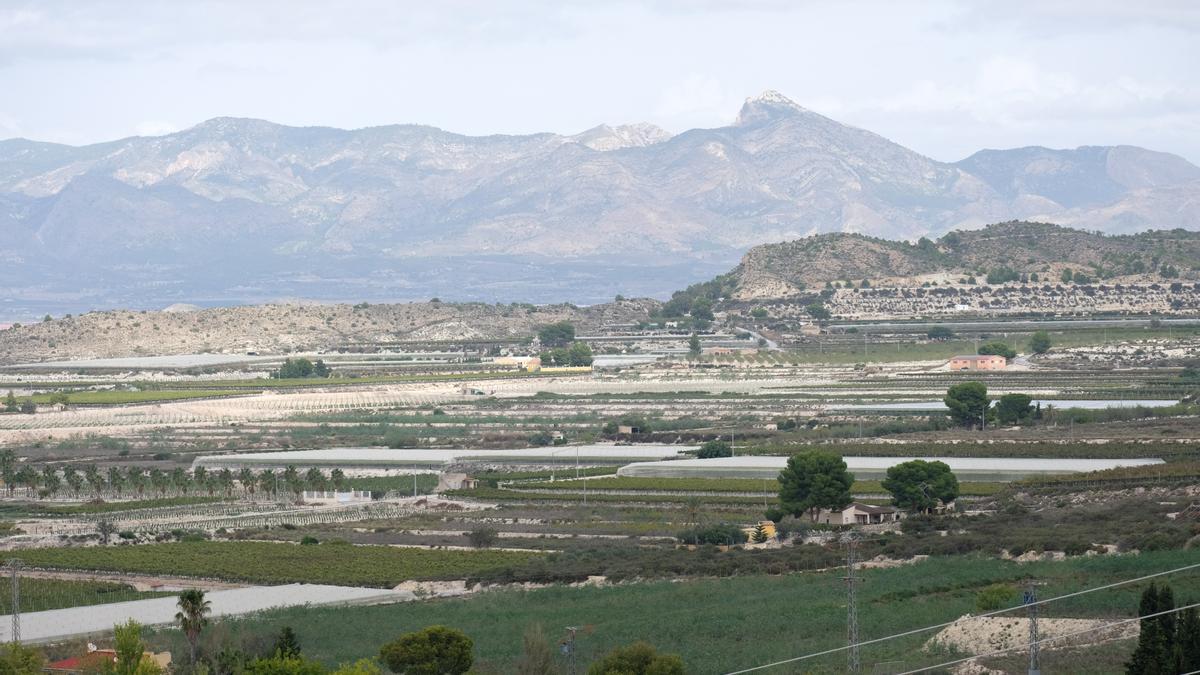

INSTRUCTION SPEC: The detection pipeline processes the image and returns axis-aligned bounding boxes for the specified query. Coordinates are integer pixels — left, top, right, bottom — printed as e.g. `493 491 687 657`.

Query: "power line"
893 601 1200 675
723 559 1200 674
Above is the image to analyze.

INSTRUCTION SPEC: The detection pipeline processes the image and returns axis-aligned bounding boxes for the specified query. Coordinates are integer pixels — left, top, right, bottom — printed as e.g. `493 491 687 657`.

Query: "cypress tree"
1127 583 1171 675
1178 605 1200 672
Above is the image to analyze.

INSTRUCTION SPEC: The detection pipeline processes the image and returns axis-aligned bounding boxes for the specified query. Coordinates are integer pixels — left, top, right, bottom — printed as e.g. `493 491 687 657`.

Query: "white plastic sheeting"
195 444 695 470
0 583 410 644
617 455 1165 481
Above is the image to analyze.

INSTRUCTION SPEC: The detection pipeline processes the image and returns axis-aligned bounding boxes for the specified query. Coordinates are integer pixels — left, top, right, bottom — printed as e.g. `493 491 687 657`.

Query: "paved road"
0 583 411 644
733 326 779 350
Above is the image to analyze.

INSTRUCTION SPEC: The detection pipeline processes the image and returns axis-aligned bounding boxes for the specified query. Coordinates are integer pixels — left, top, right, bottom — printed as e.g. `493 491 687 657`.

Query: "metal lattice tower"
843 533 862 674
1024 583 1041 675
7 559 21 644
562 626 579 675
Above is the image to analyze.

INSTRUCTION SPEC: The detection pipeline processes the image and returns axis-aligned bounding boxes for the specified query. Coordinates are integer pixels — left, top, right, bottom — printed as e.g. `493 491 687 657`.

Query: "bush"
467 526 498 549
696 440 732 459
675 523 748 546
379 626 473 675
587 641 684 675
300 536 319 546
1028 330 1052 355
527 430 554 447
976 584 1016 611
927 325 954 341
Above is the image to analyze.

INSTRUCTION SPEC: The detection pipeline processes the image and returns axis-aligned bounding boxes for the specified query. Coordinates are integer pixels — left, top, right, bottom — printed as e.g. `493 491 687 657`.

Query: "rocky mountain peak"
569 122 672 151
735 89 810 126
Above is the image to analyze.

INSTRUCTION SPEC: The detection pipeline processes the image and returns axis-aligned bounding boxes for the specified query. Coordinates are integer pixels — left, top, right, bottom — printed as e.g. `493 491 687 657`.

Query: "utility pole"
842 533 862 674
562 626 579 675
7 559 21 644
1024 582 1042 675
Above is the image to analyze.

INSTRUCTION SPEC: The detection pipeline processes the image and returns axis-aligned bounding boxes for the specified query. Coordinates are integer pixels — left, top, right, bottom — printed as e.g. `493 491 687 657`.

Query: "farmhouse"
492 356 541 371
816 502 902 526
436 472 479 491
948 354 1007 370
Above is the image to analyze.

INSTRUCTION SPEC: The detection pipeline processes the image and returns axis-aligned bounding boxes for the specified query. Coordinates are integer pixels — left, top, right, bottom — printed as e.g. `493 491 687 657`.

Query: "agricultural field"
0 313 1197 673
16 541 541 587
0 577 172 614
144 550 1200 674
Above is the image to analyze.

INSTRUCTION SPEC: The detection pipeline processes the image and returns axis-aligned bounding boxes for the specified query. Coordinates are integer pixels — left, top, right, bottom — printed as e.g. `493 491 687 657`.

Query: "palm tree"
238 468 255 497
85 465 104 498
175 589 212 664
171 467 189 495
127 466 147 499
15 466 38 497
2 464 14 496
40 466 61 498
218 468 234 497
149 468 168 498
304 467 326 492
63 466 83 498
258 470 276 499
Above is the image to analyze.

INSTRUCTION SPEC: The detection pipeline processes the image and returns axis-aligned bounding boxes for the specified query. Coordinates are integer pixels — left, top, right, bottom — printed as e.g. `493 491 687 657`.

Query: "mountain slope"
2 91 1199 313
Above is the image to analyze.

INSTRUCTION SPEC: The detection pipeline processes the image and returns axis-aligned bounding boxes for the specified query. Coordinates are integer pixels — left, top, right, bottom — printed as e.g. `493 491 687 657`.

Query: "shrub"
587 641 684 675
300 536 319 546
379 626 473 675
675 523 748 546
976 584 1016 612
696 440 732 459
467 527 498 549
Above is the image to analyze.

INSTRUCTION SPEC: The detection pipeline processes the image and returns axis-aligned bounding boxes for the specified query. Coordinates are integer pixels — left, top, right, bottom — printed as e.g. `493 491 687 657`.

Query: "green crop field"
0 577 171 613
148 549 1200 674
16 541 541 587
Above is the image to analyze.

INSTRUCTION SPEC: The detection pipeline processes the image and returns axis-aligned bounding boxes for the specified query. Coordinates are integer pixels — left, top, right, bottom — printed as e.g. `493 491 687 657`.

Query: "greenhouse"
617 455 1165 481
194 444 694 472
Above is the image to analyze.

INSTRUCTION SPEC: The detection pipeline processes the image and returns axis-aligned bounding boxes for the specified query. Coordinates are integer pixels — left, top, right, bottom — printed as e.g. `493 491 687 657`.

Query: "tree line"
0 452 353 501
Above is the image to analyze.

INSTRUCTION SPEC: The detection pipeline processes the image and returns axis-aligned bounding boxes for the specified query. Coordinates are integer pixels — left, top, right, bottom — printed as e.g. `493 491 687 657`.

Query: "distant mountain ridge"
2 90 1200 314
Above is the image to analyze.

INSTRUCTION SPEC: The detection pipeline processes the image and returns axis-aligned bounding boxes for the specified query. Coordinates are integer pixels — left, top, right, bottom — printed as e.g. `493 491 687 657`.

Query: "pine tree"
273 626 301 658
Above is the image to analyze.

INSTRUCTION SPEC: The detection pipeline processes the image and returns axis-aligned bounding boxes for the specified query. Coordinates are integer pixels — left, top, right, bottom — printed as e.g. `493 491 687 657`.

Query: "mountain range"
3 90 1200 317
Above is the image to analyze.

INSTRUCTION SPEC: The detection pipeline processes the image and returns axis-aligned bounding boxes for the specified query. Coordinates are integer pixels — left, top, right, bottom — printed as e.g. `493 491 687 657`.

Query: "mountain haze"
2 91 1199 316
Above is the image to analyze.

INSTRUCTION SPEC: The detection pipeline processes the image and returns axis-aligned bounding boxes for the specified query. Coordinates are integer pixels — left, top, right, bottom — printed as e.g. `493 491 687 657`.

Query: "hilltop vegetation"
731 221 1200 298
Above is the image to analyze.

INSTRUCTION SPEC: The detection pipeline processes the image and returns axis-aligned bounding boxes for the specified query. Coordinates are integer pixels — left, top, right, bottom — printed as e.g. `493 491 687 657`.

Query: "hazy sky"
2 0 1198 163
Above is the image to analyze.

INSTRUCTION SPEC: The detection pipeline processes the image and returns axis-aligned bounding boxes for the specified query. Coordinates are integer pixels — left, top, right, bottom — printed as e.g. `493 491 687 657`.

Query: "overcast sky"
2 0 1198 163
